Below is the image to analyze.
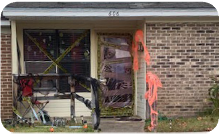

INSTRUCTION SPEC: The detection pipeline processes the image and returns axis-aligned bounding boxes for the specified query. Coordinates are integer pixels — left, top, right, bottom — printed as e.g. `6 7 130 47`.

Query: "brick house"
1 2 219 121
0 15 12 120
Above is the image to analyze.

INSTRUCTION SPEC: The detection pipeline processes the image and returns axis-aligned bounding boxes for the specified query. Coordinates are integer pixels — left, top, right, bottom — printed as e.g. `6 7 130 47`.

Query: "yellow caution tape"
100 42 121 49
44 30 90 74
25 32 67 73
26 30 91 91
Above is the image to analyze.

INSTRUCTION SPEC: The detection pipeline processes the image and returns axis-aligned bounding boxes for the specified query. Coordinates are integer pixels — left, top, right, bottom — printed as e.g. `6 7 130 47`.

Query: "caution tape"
100 42 121 49
26 30 91 91
25 32 67 73
44 30 90 74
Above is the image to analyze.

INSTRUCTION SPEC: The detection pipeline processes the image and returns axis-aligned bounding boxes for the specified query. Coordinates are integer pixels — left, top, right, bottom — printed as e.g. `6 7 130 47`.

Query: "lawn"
3 122 94 133
145 115 219 132
2 115 218 132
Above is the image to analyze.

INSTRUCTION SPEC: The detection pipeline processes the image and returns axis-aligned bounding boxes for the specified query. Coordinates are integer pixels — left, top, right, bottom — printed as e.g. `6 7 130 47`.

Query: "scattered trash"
205 128 213 131
169 119 172 129
197 117 202 121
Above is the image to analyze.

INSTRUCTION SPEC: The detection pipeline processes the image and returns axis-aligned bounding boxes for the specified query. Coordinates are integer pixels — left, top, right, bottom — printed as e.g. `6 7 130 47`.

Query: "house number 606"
109 11 119 16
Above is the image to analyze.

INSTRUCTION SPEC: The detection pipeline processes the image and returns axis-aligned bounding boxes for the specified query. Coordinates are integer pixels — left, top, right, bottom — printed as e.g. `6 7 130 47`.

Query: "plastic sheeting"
99 35 133 108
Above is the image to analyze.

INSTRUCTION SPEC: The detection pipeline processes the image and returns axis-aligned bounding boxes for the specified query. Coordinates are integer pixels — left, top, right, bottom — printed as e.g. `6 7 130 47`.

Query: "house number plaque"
108 11 119 16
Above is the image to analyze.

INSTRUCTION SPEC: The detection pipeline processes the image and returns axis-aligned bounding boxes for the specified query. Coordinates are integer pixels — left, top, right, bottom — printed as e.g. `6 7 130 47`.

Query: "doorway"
97 33 134 116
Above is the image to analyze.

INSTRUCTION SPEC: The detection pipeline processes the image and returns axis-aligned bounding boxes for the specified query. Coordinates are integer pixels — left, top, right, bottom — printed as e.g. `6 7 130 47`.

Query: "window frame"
23 29 91 92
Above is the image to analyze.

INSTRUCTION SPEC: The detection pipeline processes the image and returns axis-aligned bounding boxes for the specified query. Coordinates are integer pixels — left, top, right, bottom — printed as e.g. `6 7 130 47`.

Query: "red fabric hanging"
20 79 34 97
145 72 162 131
132 30 150 71
131 29 162 131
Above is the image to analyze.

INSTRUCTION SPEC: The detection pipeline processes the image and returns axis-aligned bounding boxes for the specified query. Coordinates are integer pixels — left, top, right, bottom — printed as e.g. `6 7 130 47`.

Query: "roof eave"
3 8 218 20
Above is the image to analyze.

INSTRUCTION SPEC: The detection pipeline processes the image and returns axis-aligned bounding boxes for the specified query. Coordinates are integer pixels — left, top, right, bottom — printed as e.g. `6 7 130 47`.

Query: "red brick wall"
1 33 13 120
146 23 219 117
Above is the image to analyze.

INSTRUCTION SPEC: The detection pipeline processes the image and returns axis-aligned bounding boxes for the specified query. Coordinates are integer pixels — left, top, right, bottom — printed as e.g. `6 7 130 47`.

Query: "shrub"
208 76 219 115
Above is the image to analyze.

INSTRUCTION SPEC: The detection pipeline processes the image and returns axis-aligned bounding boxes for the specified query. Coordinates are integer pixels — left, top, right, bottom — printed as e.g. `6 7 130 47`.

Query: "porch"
10 19 147 120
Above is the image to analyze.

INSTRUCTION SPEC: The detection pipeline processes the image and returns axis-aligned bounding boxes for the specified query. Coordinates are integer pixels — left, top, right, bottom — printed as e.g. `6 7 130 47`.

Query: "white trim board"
3 8 218 20
1 20 10 26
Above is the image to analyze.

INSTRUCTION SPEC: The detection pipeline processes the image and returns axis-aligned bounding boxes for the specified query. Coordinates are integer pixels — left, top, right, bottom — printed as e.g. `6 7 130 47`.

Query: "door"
97 33 134 116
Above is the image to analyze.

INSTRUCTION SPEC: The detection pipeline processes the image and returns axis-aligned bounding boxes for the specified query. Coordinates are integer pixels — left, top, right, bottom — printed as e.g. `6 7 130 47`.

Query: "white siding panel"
136 53 146 119
17 92 91 118
75 92 92 116
43 99 70 117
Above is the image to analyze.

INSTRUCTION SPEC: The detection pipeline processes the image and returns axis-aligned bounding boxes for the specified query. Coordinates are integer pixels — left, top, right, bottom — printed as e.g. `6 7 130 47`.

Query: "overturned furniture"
12 73 101 130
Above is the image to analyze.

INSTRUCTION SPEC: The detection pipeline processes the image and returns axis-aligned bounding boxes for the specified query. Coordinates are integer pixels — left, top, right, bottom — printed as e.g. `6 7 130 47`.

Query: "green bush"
208 76 219 115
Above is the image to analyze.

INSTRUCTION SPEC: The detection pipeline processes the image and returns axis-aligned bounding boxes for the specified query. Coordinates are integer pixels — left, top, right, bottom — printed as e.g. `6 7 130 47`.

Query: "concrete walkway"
98 117 145 132
87 117 209 134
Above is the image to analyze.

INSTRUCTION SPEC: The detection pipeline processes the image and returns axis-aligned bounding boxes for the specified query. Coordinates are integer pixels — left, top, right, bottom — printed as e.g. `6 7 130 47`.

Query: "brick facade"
1 33 13 120
0 22 219 120
146 23 219 117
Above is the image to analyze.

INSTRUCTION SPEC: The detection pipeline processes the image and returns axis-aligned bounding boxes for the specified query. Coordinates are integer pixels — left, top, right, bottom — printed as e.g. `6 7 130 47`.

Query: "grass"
2 114 218 132
145 115 219 132
5 126 94 133
2 122 94 133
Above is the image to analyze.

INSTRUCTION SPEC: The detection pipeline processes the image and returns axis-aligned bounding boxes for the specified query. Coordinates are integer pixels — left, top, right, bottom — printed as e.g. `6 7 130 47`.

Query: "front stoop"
98 117 145 132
